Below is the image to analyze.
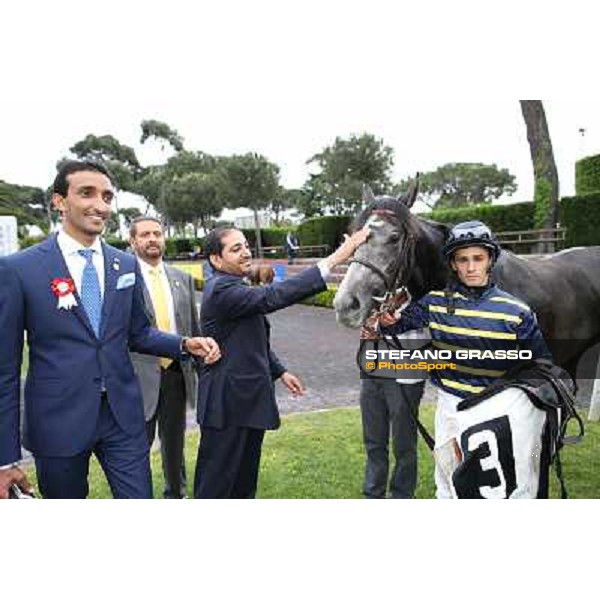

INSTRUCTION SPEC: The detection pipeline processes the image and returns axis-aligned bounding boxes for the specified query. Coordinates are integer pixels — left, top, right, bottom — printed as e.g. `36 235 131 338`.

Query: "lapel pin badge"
113 258 120 271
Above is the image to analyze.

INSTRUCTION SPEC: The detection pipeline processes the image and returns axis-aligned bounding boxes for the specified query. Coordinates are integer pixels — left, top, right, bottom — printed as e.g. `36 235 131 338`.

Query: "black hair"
52 160 115 197
129 216 164 237
204 226 239 268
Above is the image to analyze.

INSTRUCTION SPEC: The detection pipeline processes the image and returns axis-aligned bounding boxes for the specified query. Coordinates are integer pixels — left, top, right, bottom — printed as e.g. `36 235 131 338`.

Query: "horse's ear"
362 184 375 204
399 173 420 209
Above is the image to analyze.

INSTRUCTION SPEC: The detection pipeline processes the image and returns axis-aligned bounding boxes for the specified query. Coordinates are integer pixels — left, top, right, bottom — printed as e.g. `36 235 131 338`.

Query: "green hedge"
575 154 600 195
299 286 337 309
262 226 294 246
20 235 48 249
105 237 130 251
163 237 203 257
297 216 352 249
560 193 600 247
240 227 294 248
428 202 535 232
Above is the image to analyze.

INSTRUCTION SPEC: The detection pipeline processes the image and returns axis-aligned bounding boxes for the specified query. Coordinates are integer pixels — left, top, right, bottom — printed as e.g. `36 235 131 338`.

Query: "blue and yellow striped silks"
383 283 550 399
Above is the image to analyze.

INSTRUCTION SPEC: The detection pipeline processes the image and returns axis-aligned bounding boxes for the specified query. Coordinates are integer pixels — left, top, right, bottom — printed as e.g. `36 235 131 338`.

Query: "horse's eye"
388 233 401 243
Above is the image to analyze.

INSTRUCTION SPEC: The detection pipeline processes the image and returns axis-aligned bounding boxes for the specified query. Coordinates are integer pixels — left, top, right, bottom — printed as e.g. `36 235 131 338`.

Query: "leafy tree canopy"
68 134 141 191
140 119 184 152
217 153 280 211
161 172 222 233
306 133 394 215
399 162 517 209
0 179 49 233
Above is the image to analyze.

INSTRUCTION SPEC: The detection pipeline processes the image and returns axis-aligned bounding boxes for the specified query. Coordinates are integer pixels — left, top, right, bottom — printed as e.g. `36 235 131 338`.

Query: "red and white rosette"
50 278 77 310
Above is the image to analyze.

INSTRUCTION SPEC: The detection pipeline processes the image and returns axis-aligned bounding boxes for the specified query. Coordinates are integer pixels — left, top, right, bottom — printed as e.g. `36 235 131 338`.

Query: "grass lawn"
24 405 600 499
21 341 29 376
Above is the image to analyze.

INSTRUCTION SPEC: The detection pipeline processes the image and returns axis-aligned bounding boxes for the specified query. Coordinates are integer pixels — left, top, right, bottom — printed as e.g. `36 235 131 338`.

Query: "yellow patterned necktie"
149 267 173 369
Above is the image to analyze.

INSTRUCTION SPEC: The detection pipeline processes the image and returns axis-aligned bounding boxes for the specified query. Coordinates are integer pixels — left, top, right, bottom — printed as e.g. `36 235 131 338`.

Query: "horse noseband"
350 258 394 291
350 233 415 297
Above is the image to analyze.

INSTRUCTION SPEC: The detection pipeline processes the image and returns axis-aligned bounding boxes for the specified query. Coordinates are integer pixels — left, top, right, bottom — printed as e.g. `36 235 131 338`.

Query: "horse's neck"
408 220 449 297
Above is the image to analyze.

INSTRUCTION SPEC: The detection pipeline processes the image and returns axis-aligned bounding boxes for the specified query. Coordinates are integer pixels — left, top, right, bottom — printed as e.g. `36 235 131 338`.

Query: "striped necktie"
149 267 173 369
78 248 102 337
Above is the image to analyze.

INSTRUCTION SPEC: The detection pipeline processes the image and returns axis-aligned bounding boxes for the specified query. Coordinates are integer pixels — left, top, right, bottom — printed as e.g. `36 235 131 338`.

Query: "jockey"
379 220 552 498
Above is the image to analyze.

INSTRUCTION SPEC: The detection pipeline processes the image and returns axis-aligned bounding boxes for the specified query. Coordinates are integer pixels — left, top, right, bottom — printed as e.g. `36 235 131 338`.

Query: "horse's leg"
588 362 600 422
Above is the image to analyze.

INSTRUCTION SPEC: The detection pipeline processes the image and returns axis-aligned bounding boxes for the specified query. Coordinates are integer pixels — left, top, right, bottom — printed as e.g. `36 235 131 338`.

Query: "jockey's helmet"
443 220 501 262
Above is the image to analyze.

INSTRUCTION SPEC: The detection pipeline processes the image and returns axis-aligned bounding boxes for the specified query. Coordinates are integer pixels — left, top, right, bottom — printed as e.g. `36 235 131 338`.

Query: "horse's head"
334 181 421 328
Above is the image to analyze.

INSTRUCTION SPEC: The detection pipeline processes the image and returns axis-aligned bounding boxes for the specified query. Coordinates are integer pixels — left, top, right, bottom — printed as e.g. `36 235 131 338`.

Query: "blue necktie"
78 249 102 337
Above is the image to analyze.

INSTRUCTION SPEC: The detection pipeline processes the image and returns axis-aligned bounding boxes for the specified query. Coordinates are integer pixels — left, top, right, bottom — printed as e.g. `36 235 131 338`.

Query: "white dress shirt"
137 259 178 335
56 229 105 299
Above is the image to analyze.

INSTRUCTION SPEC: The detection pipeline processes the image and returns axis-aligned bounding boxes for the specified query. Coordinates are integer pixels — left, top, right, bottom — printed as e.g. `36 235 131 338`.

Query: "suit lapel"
42 234 96 337
141 266 156 325
165 265 183 333
100 243 121 338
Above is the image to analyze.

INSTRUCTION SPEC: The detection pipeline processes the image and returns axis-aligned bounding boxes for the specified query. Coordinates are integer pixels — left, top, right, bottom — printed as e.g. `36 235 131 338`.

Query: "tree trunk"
272 207 281 226
253 208 263 258
519 101 560 252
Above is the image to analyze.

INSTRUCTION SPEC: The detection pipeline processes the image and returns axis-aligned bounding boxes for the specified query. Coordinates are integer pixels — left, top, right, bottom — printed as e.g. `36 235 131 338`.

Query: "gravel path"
268 302 436 415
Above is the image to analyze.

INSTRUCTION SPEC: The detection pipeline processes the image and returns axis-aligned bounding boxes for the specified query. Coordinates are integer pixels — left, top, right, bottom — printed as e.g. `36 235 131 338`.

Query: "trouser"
359 378 424 498
146 366 187 499
35 393 152 499
194 426 265 499
434 387 547 499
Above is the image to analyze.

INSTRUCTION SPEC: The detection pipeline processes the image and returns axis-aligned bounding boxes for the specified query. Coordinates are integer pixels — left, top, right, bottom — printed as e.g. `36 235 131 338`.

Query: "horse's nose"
334 293 360 313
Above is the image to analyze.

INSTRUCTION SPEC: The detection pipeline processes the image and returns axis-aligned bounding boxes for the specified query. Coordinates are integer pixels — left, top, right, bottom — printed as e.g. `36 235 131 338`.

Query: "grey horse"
334 185 600 378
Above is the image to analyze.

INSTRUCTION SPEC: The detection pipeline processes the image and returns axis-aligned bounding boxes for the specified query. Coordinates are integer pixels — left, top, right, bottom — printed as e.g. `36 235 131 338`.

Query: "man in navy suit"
194 225 370 498
0 160 220 499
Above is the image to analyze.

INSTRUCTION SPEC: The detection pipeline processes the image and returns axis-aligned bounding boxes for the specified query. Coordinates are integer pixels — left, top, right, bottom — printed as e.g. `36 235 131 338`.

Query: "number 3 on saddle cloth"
446 360 583 499
443 388 547 499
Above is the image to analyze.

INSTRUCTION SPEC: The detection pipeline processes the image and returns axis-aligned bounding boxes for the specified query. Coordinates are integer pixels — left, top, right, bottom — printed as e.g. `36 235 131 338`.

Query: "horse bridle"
350 212 415 298
351 214 432 449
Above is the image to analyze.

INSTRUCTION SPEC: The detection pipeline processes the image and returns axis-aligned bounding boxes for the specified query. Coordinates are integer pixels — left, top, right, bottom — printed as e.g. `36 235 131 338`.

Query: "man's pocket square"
116 272 136 290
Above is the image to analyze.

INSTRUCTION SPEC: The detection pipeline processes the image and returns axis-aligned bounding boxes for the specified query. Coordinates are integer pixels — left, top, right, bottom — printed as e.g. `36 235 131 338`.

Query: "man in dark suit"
0 160 220 499
194 225 370 498
129 216 200 499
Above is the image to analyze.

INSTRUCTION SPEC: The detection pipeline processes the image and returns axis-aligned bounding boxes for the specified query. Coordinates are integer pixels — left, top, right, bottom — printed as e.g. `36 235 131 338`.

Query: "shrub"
428 202 535 232
164 239 176 257
240 228 257 246
575 154 600 195
163 237 203 257
262 226 294 247
105 237 129 251
240 227 295 248
560 193 600 247
20 235 48 249
297 216 352 249
299 286 337 309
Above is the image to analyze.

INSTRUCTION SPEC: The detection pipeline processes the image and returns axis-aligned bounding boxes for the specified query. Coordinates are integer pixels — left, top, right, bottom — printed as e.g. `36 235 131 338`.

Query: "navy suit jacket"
0 235 182 464
198 266 326 430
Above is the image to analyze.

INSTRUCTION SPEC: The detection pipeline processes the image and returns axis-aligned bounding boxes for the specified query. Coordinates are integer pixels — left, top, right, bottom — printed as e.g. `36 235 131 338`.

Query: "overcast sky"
2 1 598 212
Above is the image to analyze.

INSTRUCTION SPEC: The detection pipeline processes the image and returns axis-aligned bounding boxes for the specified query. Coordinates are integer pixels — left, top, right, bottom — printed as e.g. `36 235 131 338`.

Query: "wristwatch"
180 336 190 357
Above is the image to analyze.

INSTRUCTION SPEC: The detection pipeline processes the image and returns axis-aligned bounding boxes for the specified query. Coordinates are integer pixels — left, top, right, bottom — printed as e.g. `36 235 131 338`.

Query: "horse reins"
349 209 415 298
352 212 436 451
